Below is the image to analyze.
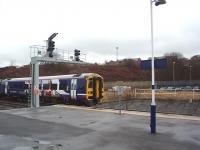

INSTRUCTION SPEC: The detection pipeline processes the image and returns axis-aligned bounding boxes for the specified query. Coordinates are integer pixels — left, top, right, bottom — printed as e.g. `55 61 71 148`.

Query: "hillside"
0 59 148 82
0 54 200 82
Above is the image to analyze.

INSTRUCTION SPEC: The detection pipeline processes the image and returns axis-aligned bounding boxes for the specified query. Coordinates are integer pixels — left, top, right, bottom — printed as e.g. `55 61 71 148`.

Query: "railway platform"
0 105 200 150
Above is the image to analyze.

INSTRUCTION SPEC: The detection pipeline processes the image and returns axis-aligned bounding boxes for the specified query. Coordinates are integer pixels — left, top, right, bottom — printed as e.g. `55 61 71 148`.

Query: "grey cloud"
64 38 151 58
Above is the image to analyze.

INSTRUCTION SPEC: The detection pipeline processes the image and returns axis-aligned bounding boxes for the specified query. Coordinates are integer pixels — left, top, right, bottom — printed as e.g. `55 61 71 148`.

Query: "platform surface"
0 105 200 150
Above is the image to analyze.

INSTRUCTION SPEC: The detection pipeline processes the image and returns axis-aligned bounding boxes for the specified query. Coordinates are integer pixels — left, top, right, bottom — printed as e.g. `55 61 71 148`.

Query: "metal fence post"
118 95 121 115
192 89 195 100
134 88 137 98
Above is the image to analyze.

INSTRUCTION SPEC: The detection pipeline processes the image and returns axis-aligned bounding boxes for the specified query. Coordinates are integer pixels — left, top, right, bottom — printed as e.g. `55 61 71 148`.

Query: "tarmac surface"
0 105 200 150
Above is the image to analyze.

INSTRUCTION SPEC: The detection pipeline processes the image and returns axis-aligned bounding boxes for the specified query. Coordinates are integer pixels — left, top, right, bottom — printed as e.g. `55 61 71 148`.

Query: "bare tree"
164 52 184 59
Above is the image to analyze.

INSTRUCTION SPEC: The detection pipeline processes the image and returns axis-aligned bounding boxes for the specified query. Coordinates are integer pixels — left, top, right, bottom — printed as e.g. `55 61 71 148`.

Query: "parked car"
175 87 183 91
193 86 199 90
183 86 192 90
166 87 175 90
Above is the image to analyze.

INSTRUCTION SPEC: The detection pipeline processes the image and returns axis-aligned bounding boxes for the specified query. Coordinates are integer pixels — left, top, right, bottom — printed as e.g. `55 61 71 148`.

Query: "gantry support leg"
31 60 40 108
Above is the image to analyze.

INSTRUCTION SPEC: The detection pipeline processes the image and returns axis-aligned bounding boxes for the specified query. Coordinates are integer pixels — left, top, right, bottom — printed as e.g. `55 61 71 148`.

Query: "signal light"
74 49 80 61
47 40 55 57
155 0 166 6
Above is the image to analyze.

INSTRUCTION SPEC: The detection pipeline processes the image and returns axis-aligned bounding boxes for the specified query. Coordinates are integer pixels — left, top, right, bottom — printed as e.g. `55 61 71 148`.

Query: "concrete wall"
97 99 200 116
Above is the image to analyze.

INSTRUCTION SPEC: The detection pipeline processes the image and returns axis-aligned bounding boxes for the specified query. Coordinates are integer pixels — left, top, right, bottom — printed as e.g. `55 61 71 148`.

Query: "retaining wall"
97 99 200 116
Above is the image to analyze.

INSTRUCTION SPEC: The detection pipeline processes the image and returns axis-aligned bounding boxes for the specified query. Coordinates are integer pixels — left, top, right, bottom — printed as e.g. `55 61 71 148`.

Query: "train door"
87 77 103 101
70 79 77 100
94 77 104 100
96 79 100 98
92 78 96 99
99 78 103 98
87 78 93 99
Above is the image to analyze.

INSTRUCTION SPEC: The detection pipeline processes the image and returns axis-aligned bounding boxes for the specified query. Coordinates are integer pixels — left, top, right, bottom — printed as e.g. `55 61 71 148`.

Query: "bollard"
118 95 121 115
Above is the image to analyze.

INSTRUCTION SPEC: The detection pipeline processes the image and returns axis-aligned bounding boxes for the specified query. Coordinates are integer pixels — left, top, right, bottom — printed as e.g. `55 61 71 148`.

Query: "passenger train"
0 73 104 105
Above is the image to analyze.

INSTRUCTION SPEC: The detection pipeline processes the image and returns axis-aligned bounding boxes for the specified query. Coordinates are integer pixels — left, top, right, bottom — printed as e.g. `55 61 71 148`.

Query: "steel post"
150 0 156 134
31 59 40 108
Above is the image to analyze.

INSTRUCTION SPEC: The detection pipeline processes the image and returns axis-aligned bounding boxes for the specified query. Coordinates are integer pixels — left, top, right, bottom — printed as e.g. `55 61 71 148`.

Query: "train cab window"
88 80 93 88
99 81 103 88
51 84 57 90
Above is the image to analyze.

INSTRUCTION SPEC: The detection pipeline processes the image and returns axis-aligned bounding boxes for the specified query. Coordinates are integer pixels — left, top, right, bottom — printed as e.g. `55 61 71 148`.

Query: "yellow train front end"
86 74 104 105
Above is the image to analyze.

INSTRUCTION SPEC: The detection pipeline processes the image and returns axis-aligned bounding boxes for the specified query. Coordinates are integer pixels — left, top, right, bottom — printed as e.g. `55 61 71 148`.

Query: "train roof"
3 73 103 82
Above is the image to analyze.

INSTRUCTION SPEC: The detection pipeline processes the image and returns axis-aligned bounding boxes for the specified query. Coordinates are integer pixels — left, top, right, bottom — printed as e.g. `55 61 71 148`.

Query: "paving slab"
0 105 200 150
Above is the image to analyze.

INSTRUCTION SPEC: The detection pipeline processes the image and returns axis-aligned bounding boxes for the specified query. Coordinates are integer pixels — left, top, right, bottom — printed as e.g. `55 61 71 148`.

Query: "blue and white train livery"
0 73 104 105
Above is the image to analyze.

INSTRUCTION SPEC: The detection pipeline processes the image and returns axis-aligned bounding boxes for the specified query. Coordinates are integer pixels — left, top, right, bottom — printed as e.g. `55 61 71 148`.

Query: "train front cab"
86 75 104 104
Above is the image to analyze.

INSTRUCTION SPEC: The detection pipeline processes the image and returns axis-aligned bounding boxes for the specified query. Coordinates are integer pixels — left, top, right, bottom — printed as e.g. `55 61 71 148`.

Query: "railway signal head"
46 33 58 58
74 49 80 61
47 40 55 57
155 0 166 6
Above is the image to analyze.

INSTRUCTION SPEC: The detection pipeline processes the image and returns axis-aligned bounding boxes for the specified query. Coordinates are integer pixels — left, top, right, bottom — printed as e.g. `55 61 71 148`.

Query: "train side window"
51 84 57 90
59 84 69 91
13 83 18 89
11 83 15 89
9 83 13 89
24 84 29 89
17 83 20 89
8 83 13 89
19 83 22 89
59 84 65 90
43 84 49 90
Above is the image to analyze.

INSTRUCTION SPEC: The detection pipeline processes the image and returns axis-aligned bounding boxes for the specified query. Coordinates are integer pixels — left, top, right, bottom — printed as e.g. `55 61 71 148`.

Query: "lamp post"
189 65 192 85
116 47 119 61
173 61 175 86
150 0 166 134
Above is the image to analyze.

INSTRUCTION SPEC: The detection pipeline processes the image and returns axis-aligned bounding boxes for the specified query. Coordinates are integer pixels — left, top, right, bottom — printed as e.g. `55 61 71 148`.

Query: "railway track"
0 99 28 110
0 97 62 110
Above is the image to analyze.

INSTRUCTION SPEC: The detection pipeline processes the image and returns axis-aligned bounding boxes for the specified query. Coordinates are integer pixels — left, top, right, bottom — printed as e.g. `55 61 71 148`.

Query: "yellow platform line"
55 105 200 121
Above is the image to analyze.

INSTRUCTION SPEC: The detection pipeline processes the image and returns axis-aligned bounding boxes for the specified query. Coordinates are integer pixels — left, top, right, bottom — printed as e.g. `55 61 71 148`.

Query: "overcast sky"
0 0 199 66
